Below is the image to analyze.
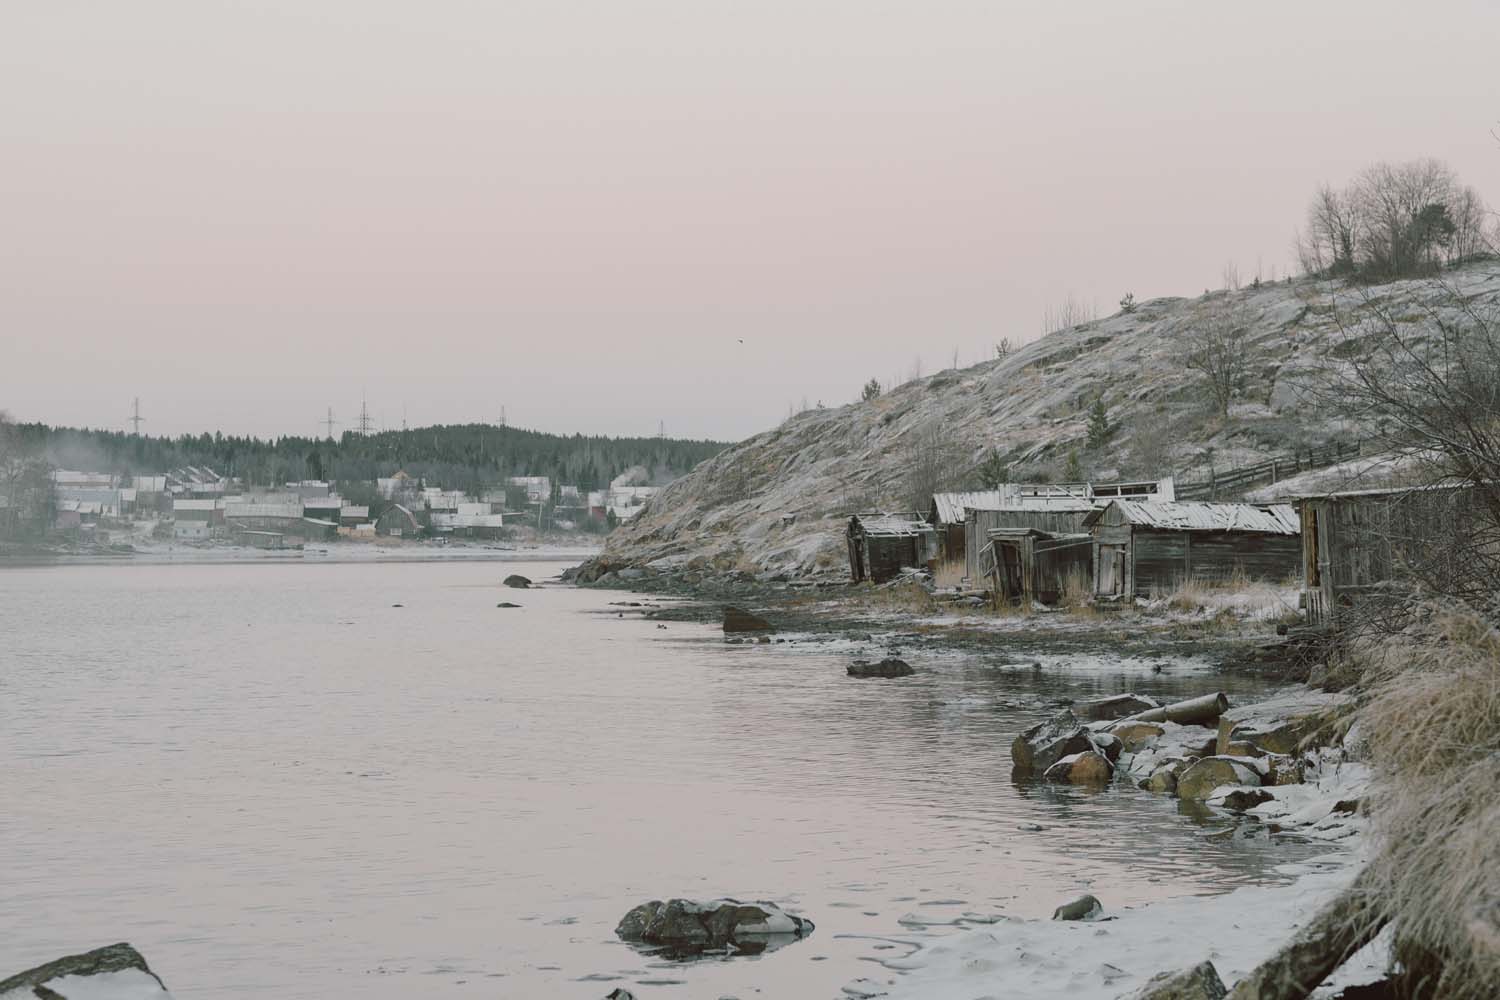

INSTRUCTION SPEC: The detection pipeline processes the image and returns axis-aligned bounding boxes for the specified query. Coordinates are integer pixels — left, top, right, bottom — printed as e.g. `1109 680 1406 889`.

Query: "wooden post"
1271 458 1278 484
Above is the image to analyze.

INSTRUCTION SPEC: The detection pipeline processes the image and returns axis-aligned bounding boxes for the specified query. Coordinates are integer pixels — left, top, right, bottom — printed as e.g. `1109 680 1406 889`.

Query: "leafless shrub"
1315 281 1500 624
1042 294 1098 334
901 420 970 511
1180 300 1253 419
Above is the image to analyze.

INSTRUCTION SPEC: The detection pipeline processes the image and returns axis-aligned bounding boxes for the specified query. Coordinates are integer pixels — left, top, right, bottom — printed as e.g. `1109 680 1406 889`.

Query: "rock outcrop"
615 899 814 956
0 943 171 1000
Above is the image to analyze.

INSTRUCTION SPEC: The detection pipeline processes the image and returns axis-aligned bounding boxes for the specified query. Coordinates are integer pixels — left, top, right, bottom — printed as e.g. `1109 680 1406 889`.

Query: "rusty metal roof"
1084 500 1300 535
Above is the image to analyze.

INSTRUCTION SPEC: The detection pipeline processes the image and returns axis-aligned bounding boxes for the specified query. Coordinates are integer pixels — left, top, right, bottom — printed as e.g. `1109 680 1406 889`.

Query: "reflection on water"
0 561 1331 999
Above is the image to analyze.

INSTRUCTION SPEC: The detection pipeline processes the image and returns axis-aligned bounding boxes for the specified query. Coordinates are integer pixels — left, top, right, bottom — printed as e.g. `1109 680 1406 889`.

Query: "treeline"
12 421 729 493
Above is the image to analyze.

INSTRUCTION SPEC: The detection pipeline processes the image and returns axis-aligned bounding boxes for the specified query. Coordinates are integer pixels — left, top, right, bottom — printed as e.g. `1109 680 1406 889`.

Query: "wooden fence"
1176 439 1377 501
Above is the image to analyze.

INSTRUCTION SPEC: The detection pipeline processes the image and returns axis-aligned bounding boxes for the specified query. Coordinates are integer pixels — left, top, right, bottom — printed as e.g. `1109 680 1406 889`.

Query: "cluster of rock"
615 898 814 957
1 943 171 1000
1013 688 1345 810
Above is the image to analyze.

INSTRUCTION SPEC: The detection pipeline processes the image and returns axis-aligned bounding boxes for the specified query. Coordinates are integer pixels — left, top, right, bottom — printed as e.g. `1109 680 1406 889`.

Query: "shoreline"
586 569 1380 998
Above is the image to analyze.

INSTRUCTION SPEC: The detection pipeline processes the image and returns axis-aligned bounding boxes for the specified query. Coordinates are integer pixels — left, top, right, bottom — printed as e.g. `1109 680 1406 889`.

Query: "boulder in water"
503 574 532 589
1042 749 1114 785
1175 756 1265 801
847 658 914 678
616 898 814 956
1011 710 1096 774
0 943 171 999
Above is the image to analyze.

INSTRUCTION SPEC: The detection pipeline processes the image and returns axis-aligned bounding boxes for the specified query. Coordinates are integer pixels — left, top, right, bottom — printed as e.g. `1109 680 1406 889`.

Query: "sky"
3 1 1498 442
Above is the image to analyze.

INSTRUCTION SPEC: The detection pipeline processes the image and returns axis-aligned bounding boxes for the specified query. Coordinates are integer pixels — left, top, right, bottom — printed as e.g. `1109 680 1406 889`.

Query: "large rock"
847 658 914 678
1051 894 1103 921
503 574 532 589
1142 756 1198 795
1075 693 1161 721
0 943 171 999
1012 710 1096 774
615 898 814 955
1124 961 1227 999
723 607 774 633
1108 720 1166 753
1213 690 1351 756
1176 756 1265 801
1042 749 1114 785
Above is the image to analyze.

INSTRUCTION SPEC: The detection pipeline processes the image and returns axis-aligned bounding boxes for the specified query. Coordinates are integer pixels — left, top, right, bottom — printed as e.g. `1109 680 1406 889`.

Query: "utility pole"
322 407 338 439
129 398 145 435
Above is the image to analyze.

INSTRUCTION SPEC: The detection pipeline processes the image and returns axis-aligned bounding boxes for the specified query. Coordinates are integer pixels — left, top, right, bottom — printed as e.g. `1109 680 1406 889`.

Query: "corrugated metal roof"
174 499 216 511
1085 500 1300 534
932 491 1007 524
340 505 370 518
852 512 931 537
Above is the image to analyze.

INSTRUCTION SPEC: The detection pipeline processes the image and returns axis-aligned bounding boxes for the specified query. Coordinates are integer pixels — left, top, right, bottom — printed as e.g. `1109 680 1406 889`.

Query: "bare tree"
1042 294 1097 334
1180 301 1252 419
1222 260 1241 291
1297 182 1363 276
1317 281 1500 619
901 420 969 511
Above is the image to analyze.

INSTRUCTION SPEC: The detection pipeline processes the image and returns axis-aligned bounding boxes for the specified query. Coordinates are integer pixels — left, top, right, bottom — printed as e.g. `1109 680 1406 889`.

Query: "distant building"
302 496 344 520
339 505 370 527
377 470 415 499
223 500 305 535
507 476 552 504
375 504 421 537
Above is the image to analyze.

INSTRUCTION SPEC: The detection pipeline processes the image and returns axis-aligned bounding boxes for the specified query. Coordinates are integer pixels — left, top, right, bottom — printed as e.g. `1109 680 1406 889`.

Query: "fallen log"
1226 871 1386 1000
1127 692 1230 727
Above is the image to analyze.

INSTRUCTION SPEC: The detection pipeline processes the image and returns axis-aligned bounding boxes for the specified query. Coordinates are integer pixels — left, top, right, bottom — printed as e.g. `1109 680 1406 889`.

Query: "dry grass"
855 580 937 615
932 559 966 590
1149 567 1299 620
1352 609 1500 998
1057 567 1100 618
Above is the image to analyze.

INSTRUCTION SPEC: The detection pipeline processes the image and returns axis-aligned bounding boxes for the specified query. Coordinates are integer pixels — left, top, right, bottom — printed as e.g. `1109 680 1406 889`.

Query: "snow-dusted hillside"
588 263 1500 579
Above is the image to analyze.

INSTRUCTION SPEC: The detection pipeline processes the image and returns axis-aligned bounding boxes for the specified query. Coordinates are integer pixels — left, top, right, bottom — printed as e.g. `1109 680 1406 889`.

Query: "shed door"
1098 544 1124 596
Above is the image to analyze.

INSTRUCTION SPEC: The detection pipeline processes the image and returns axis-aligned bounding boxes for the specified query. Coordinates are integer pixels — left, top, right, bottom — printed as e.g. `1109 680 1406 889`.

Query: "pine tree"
1087 397 1112 449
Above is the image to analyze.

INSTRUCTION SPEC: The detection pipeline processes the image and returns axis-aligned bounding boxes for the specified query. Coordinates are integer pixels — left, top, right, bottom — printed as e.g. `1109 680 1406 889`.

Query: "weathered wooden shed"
1298 483 1477 626
1084 500 1301 599
847 513 938 583
979 527 1094 606
955 479 1177 584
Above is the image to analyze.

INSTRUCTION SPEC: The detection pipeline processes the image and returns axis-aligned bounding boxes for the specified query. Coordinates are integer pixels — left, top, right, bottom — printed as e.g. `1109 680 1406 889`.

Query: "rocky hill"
584 262 1500 581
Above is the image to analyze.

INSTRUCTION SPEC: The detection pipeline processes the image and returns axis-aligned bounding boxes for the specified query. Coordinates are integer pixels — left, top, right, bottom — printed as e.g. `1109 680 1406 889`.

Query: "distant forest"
13 422 729 493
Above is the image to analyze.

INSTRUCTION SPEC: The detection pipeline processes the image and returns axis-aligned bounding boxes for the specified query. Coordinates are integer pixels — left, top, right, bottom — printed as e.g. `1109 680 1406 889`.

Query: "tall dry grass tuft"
1058 566 1099 617
931 560 966 590
1355 609 1500 998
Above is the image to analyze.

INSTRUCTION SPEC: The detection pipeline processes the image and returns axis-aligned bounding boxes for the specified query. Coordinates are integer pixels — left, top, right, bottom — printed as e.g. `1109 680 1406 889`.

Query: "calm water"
1 560 1325 998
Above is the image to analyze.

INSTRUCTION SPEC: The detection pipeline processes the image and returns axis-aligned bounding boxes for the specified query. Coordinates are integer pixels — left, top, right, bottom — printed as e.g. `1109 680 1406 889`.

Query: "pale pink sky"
4 1 1497 440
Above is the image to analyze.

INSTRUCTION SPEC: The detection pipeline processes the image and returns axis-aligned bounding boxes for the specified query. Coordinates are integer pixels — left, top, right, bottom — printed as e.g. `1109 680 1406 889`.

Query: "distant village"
41 465 662 550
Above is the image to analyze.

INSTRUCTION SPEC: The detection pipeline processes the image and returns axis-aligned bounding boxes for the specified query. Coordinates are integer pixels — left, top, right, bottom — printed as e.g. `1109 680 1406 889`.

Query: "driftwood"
1127 692 1230 727
1226 871 1387 1000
